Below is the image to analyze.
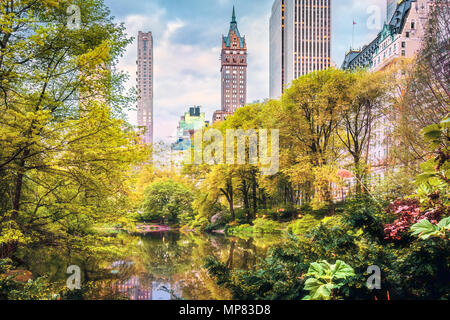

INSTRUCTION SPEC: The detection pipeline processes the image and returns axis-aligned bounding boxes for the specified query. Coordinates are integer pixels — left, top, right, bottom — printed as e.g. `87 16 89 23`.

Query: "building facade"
270 0 332 99
342 0 432 72
172 106 209 151
213 7 247 123
137 31 154 144
341 0 434 182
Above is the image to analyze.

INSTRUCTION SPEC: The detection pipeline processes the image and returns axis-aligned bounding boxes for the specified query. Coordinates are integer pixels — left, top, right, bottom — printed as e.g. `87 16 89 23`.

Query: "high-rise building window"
137 31 154 144
270 0 331 99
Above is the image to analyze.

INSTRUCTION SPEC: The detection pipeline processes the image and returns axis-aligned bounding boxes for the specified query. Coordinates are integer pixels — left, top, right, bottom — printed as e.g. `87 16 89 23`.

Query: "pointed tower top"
223 5 245 49
231 6 236 24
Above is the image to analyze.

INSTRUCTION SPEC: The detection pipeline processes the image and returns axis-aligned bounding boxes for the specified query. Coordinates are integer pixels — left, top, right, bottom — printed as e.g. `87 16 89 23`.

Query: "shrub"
253 218 284 235
205 237 308 300
0 276 58 300
226 224 254 237
255 209 278 221
184 215 210 231
384 199 444 241
341 196 385 240
287 215 322 235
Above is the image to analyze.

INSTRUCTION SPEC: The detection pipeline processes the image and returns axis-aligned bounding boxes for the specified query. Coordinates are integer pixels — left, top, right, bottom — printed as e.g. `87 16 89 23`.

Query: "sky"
104 0 388 142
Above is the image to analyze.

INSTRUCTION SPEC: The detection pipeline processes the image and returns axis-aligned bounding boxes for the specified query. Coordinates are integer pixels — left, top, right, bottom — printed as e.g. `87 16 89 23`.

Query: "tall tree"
0 0 147 259
279 69 353 212
337 70 389 194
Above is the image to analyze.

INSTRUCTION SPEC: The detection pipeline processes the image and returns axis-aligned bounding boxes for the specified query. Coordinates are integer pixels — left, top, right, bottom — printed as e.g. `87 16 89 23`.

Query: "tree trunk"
226 241 236 269
2 150 29 258
227 181 235 221
325 183 335 216
354 156 368 195
241 179 250 221
229 197 235 221
251 170 258 218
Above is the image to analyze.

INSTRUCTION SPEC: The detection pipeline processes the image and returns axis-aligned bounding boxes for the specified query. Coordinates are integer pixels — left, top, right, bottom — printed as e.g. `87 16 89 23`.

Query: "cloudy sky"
104 0 388 142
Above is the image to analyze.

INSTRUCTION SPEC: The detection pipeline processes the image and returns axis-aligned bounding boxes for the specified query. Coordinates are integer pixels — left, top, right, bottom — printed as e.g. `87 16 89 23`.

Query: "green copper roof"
224 6 245 48
342 0 415 70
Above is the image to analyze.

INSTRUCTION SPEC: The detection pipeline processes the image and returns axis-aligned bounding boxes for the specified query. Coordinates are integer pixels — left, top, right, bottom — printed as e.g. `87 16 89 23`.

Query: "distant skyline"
104 0 388 142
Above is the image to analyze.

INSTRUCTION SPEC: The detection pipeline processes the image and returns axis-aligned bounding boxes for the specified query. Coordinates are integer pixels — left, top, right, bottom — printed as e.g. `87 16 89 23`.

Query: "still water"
113 232 281 300
22 231 283 300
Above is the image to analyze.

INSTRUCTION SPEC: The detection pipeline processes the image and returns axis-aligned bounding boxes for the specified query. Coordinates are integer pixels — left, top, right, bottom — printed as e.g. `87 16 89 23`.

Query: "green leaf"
311 283 333 300
332 260 355 279
421 124 442 140
437 217 450 230
410 219 438 239
307 262 325 277
440 117 450 129
415 173 438 184
304 278 324 291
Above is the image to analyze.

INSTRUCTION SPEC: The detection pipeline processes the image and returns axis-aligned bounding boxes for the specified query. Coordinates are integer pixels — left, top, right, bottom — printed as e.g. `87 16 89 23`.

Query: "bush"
205 237 308 300
373 169 416 203
226 224 254 237
384 199 444 241
0 276 58 300
287 215 322 235
253 218 284 235
341 195 385 240
226 219 284 236
183 215 210 231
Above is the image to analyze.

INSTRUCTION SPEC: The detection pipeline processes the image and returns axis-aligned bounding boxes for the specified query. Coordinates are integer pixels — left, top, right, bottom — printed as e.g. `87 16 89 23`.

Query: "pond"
20 231 284 300
112 231 282 300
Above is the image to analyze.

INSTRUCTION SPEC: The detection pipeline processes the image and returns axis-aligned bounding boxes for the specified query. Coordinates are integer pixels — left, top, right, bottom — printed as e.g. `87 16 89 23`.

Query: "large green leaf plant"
303 260 355 300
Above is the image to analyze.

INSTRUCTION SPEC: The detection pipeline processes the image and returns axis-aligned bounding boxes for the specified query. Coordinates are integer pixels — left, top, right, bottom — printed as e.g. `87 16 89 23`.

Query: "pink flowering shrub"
384 199 443 240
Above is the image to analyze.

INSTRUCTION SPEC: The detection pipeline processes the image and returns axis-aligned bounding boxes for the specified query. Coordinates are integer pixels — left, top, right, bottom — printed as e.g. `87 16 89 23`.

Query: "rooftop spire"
231 5 236 24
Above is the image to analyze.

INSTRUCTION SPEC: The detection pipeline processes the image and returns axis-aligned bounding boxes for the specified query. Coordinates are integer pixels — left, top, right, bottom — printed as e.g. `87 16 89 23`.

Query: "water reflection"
113 231 277 300
19 231 281 300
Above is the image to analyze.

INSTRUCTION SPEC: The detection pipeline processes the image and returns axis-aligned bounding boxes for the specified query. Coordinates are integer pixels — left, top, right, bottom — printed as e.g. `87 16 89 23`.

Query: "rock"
211 211 228 225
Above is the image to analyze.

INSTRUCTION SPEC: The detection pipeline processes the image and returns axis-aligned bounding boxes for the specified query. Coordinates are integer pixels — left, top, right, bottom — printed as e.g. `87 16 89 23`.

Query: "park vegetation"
0 1 448 300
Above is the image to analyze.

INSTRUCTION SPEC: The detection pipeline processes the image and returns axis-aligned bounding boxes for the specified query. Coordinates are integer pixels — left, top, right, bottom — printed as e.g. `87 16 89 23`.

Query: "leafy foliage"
141 180 194 224
411 217 450 240
303 260 355 300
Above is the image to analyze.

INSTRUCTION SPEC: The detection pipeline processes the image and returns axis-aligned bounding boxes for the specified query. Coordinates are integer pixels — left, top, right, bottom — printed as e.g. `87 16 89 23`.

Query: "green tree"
337 70 389 194
0 0 147 259
279 69 353 213
141 180 194 224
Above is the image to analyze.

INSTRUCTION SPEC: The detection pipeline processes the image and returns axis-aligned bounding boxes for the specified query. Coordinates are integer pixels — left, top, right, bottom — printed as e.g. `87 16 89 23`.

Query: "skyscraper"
213 6 247 123
270 0 332 99
137 31 154 144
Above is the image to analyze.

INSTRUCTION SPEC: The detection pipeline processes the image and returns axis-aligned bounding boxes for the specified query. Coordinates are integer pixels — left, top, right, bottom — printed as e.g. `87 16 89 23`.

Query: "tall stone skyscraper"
213 6 247 123
137 31 154 144
270 0 332 99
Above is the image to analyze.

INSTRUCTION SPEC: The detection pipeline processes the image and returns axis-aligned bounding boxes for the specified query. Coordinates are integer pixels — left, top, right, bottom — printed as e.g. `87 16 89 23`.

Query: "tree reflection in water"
17 231 281 300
